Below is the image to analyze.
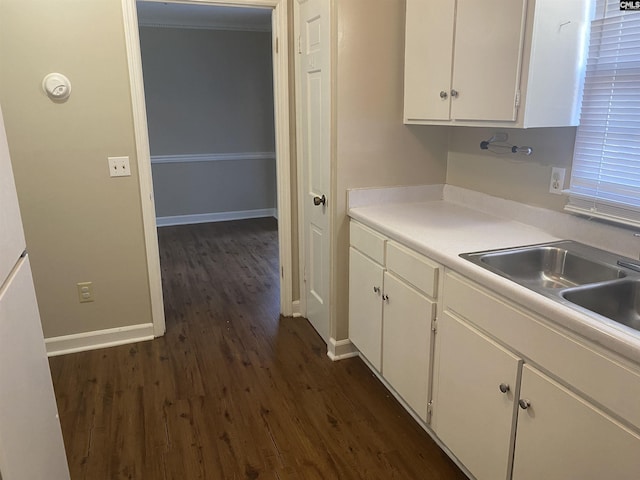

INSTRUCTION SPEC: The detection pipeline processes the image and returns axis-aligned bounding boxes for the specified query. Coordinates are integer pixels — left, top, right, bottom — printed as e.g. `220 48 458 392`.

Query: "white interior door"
297 0 331 343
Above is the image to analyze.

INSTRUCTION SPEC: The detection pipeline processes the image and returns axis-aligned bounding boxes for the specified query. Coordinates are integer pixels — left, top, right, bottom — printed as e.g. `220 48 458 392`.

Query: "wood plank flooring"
49 218 467 479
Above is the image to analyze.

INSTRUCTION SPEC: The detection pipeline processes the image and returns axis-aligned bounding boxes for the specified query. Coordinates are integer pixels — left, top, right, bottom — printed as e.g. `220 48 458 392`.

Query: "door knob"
499 383 510 394
518 399 531 410
439 90 448 99
313 194 326 206
450 89 459 98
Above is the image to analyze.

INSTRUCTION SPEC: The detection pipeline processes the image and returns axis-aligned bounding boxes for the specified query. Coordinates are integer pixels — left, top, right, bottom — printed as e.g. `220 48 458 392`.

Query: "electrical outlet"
108 156 131 177
77 282 94 303
549 167 566 195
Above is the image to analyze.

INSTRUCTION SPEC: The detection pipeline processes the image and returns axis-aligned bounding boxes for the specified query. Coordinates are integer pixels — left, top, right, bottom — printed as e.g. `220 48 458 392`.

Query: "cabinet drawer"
444 272 640 432
386 241 439 298
350 221 386 265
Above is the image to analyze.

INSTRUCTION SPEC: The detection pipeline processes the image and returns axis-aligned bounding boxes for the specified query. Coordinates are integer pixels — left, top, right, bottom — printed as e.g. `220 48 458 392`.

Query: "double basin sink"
461 240 640 333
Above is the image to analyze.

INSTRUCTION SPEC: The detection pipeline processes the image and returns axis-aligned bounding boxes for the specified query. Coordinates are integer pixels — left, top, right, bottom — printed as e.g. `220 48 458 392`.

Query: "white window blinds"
566 0 640 227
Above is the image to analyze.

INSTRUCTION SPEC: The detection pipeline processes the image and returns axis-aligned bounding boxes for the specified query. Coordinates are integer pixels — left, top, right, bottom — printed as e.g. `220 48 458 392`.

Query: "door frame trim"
121 0 293 337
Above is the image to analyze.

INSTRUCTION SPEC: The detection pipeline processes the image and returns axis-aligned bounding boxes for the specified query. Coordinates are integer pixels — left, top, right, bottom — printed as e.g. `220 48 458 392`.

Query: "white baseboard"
327 337 359 361
156 208 277 227
45 323 155 357
291 300 301 317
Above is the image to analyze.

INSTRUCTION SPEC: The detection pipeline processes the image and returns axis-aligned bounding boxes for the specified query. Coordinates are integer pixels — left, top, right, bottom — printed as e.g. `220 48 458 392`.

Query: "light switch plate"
108 156 131 177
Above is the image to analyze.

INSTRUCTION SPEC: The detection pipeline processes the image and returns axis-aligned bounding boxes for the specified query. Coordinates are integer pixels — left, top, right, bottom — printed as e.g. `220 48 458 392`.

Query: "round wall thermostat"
42 73 71 101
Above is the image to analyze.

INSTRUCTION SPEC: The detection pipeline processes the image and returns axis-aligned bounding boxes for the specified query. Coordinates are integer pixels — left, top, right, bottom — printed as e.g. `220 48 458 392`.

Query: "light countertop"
349 199 640 366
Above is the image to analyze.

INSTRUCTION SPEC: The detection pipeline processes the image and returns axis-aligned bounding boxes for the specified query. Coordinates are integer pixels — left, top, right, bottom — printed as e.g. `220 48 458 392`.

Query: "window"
566 0 640 227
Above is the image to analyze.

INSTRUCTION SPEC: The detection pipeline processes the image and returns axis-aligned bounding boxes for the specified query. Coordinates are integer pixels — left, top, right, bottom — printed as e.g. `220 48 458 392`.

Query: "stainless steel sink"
475 245 625 289
461 240 640 333
562 280 640 332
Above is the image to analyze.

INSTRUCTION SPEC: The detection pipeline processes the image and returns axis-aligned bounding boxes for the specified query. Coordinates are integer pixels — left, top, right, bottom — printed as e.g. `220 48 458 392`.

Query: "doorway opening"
122 0 293 337
136 1 280 332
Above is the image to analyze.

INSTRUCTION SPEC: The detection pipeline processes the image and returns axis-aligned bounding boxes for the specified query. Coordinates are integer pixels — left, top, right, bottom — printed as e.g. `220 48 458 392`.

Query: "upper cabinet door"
0 105 27 282
451 0 526 121
403 0 589 127
403 0 455 121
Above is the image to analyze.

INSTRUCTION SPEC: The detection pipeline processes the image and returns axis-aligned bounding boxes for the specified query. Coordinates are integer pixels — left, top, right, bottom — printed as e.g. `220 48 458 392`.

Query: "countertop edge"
349 204 640 367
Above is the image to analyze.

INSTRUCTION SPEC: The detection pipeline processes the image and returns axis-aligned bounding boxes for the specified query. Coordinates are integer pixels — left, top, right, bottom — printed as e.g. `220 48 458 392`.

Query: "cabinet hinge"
431 318 437 334
275 37 279 54
515 90 521 109
303 266 307 283
427 400 433 424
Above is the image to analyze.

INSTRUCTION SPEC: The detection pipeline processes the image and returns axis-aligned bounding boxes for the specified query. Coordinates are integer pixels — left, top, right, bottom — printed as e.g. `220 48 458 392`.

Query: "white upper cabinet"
404 0 592 128
404 1 456 121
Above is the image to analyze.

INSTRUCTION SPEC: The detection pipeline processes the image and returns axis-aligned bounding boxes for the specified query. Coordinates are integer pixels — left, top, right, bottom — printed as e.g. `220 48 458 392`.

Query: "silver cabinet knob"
518 399 531 410
439 90 448 99
499 383 510 394
450 89 459 98
373 286 381 294
382 294 389 302
313 194 326 206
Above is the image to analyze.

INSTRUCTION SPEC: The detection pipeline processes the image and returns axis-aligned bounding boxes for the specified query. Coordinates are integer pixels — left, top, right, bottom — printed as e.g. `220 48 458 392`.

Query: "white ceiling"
136 2 272 32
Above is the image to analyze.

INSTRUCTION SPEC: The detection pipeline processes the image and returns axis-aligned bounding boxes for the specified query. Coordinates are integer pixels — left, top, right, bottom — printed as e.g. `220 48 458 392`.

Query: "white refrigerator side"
0 256 70 480
0 102 70 479
0 105 26 279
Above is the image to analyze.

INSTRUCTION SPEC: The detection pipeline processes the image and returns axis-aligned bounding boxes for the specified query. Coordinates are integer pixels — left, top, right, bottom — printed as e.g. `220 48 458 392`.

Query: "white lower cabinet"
433 312 521 480
348 247 384 370
435 311 640 480
349 221 440 421
382 271 434 420
349 220 640 479
437 272 640 480
512 365 640 480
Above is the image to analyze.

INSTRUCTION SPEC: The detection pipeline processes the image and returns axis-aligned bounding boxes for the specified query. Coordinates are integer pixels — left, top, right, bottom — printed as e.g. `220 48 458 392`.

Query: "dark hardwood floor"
49 218 467 480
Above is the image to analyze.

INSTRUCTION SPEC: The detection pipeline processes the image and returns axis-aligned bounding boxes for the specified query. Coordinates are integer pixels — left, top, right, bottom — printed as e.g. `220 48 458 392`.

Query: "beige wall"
0 0 578 345
334 0 449 340
0 0 152 337
447 127 577 211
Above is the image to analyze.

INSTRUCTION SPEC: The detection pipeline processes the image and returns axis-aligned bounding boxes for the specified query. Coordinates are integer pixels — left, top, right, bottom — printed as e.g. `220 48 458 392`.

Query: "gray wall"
152 158 276 218
139 26 276 219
